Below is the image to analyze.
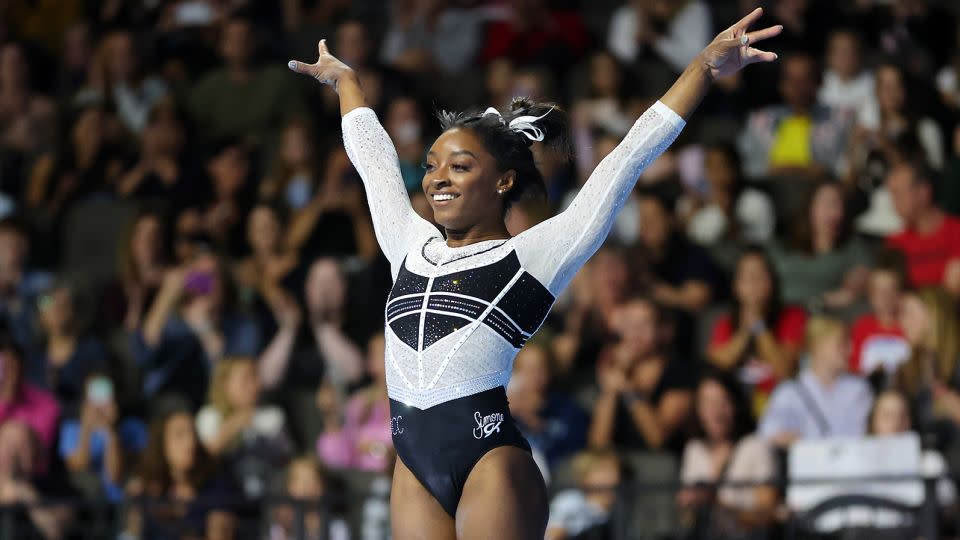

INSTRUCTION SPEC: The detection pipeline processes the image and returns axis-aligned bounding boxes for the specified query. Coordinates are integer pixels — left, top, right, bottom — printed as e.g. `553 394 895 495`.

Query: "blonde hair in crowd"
570 448 620 485
804 316 847 351
207 356 256 417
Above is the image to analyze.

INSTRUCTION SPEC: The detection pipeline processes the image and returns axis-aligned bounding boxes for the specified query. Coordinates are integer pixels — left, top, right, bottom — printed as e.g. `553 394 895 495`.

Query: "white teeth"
433 193 457 201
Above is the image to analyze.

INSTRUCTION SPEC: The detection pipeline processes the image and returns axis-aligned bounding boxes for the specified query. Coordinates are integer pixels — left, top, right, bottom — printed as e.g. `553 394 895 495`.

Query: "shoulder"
734 434 772 457
942 216 960 232
196 406 222 427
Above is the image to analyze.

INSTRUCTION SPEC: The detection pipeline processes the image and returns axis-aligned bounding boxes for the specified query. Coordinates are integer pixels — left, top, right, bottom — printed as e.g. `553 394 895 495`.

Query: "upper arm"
340 107 439 271
514 101 685 293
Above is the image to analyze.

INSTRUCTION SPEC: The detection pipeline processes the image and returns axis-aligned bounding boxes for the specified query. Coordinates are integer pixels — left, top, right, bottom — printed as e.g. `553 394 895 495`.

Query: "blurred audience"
708 246 806 416
759 316 873 447
893 287 960 449
886 161 960 292
545 449 620 540
769 179 871 312
588 297 693 454
316 333 392 472
678 372 778 539
196 357 291 498
739 53 851 180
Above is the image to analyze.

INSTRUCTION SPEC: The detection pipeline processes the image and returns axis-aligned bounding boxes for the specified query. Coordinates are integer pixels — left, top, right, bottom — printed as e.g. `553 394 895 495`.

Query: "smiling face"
421 128 512 233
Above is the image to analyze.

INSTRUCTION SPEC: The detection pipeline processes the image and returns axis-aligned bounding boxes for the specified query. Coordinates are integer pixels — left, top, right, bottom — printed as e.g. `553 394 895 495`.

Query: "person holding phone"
58 373 147 502
137 251 261 408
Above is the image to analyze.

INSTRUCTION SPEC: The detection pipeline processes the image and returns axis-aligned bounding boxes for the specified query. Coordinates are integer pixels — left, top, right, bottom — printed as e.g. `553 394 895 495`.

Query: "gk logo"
391 415 404 436
473 411 504 439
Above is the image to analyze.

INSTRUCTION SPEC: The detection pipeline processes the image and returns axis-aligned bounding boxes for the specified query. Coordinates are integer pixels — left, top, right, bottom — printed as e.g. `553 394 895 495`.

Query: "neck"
809 362 838 388
444 222 512 247
913 208 943 234
48 332 76 346
812 229 835 254
876 311 897 327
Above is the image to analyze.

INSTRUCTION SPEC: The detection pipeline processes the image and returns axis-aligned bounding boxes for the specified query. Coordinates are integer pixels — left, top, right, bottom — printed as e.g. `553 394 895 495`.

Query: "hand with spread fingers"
700 7 783 81
287 38 355 91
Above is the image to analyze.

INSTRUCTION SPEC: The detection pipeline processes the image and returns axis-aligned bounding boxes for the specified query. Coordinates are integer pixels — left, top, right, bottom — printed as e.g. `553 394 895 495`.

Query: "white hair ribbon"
480 105 555 143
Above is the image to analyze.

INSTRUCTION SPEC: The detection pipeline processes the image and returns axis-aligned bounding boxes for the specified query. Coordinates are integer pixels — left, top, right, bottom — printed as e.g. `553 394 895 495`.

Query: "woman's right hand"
288 39 356 91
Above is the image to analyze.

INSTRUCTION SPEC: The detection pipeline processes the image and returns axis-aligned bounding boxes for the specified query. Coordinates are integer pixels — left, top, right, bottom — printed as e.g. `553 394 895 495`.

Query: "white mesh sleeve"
513 100 686 294
341 107 441 275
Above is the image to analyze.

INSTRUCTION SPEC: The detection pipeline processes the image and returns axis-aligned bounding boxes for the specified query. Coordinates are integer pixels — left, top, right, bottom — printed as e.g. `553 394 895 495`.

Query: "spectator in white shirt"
759 316 874 448
817 29 875 115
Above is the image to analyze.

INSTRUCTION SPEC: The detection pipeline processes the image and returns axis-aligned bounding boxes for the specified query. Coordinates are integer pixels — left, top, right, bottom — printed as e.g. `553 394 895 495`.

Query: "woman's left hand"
700 8 782 81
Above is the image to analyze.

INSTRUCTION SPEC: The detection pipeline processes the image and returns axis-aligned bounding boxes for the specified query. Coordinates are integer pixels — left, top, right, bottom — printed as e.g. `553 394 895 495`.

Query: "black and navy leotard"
341 101 685 516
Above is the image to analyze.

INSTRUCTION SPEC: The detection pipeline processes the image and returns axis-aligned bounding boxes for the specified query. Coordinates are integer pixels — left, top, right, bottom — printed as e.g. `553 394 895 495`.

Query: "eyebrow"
425 150 478 159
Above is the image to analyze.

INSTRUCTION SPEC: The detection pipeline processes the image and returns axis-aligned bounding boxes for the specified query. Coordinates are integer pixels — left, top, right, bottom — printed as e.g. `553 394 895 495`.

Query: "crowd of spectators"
4 0 960 539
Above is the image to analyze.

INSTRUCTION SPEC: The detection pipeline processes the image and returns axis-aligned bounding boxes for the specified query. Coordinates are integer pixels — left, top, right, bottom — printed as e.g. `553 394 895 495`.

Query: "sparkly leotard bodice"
342 102 685 409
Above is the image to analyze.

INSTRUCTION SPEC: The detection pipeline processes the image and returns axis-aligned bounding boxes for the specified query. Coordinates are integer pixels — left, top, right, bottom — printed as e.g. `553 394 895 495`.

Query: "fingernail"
287 60 297 71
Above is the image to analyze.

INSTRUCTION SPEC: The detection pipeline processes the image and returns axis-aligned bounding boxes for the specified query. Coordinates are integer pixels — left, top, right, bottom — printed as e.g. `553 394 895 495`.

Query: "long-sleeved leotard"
341 101 685 409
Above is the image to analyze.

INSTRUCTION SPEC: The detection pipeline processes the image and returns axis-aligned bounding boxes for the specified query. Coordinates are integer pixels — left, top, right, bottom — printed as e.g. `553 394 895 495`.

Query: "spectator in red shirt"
886 160 960 292
479 0 589 72
849 252 910 379
707 246 806 417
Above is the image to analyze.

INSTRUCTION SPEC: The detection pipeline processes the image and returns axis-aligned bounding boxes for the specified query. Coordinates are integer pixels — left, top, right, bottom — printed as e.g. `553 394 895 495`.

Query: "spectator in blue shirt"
59 372 147 502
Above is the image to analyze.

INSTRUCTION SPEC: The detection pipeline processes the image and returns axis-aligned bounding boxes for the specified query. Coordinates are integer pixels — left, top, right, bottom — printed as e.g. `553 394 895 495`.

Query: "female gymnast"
288 8 781 539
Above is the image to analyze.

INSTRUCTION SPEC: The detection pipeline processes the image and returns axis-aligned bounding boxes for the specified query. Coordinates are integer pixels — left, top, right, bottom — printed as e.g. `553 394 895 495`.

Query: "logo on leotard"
473 411 504 439
391 415 404 436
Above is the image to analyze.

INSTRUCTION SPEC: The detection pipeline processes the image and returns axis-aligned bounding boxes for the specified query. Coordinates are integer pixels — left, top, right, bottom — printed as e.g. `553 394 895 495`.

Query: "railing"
0 474 951 540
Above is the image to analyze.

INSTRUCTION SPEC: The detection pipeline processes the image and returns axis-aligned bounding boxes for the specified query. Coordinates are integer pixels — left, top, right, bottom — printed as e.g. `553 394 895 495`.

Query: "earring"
497 189 505 194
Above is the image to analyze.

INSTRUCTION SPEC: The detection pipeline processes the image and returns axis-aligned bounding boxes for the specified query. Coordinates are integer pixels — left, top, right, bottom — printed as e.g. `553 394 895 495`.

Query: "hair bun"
506 97 572 159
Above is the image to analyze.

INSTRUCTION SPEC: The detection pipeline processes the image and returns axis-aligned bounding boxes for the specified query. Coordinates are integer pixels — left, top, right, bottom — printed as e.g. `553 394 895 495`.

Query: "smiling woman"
288 9 782 539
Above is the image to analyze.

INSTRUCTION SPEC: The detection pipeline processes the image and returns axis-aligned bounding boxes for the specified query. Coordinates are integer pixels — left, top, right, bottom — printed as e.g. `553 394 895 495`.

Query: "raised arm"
288 40 439 273
515 9 781 294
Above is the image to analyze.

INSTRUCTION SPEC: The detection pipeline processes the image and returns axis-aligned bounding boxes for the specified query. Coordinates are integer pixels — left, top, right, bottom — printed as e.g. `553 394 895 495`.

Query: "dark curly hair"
437 97 571 216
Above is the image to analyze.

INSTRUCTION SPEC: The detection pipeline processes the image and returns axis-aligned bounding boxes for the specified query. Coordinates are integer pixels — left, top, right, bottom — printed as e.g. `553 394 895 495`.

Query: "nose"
427 173 451 191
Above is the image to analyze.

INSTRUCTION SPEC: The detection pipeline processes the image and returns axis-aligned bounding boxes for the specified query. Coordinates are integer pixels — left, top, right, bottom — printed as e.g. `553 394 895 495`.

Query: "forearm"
755 333 796 379
660 58 713 121
627 401 666 449
103 431 123 485
258 326 298 389
336 75 367 117
588 392 618 448
28 506 69 540
315 324 365 384
708 331 751 370
65 428 92 471
141 288 178 347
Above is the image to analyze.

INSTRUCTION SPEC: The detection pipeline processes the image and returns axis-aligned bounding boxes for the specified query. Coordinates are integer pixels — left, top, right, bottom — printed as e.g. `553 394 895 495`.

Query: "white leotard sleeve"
341 107 441 277
513 100 686 295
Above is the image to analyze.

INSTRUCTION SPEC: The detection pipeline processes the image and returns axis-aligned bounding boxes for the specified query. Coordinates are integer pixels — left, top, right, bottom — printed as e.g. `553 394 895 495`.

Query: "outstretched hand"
287 39 355 91
700 7 782 80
